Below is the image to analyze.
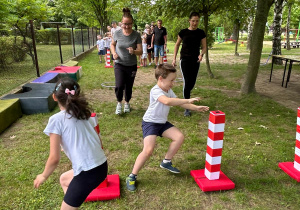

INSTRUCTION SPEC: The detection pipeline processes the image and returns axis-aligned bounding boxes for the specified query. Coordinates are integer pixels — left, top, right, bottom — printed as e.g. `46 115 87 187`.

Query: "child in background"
97 35 105 63
104 32 112 63
141 37 148 67
126 63 209 191
34 77 107 209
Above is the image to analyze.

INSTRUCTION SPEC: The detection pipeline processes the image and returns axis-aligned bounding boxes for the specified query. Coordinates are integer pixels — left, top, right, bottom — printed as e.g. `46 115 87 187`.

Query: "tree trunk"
203 12 214 78
272 0 284 64
241 0 274 94
232 23 238 41
247 15 254 51
234 19 240 56
286 3 292 50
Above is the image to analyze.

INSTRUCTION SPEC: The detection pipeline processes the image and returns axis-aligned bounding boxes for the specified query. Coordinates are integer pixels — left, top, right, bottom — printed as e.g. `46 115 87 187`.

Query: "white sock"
163 159 171 163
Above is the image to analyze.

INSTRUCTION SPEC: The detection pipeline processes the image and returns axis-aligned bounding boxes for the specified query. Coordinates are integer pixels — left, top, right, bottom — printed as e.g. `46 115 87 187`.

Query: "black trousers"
180 59 200 99
114 63 137 102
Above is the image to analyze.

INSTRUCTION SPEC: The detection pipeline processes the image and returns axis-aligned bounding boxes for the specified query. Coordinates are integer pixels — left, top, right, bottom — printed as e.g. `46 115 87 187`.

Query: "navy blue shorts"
64 161 108 207
142 120 174 138
98 50 105 55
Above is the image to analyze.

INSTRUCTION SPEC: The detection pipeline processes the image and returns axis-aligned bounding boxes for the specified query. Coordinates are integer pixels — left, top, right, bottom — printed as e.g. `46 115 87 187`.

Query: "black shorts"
142 120 174 138
147 48 154 53
64 161 108 207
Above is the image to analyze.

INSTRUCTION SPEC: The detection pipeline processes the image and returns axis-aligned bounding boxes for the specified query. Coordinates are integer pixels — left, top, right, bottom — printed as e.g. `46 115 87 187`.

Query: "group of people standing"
34 8 208 209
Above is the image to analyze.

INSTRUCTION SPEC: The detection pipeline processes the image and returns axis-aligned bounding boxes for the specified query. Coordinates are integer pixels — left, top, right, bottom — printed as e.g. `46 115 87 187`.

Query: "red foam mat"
85 174 120 202
190 169 235 192
278 162 300 182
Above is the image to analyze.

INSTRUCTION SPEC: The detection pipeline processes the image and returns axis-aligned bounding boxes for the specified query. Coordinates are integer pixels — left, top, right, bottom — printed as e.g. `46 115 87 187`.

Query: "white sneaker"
124 103 130 113
115 103 122 115
149 62 152 66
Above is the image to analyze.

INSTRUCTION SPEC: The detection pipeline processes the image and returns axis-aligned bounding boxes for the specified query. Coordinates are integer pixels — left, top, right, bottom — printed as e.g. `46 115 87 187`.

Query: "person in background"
96 35 105 63
172 12 207 117
151 19 167 68
110 8 142 115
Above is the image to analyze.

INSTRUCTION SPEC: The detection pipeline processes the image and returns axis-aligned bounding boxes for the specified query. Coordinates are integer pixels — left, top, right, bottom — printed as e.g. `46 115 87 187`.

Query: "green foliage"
35 28 72 45
164 17 187 42
0 36 28 67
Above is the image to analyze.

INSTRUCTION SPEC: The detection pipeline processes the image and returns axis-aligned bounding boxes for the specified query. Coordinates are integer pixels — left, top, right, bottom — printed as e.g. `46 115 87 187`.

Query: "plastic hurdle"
278 107 300 182
191 110 235 192
85 113 120 202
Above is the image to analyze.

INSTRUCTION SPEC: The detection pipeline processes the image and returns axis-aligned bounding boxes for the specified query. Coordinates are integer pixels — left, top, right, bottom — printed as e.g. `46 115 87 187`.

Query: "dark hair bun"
123 7 131 14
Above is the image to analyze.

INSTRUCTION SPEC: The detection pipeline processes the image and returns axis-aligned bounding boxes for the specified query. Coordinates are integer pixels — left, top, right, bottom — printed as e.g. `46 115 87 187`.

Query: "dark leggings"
64 161 108 207
114 63 137 102
180 59 200 99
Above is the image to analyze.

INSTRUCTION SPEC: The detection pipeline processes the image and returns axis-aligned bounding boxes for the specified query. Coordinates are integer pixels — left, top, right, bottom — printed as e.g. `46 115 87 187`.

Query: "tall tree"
241 0 274 94
246 15 254 50
272 0 285 64
5 0 50 65
285 0 295 50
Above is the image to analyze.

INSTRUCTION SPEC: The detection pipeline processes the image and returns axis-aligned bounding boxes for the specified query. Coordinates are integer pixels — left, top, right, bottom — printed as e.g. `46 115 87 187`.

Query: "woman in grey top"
110 8 142 115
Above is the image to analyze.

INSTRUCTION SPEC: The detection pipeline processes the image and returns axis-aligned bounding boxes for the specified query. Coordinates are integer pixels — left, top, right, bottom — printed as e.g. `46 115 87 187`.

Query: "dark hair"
111 21 117 25
155 63 176 80
54 77 91 120
189 12 200 19
157 19 162 23
122 8 133 21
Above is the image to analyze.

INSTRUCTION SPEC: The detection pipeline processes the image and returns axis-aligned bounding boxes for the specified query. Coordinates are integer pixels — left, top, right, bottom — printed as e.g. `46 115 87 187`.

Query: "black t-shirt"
146 33 153 46
178 28 206 60
153 27 167 45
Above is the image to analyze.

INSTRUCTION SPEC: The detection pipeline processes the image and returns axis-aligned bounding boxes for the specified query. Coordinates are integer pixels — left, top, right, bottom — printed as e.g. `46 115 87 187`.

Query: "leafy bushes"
0 36 28 67
35 28 88 45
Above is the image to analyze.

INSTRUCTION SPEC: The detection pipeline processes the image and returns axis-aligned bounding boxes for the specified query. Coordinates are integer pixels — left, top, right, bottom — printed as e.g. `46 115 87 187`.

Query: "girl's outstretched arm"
34 133 61 188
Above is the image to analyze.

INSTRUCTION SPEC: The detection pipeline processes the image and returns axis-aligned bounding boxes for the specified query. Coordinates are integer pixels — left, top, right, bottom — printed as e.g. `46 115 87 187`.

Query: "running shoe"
124 103 130 113
115 103 122 115
160 161 180 173
126 175 136 191
184 109 191 117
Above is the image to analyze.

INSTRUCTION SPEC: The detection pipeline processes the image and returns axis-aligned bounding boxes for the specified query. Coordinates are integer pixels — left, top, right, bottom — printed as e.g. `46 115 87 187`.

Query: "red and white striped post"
205 111 225 180
279 107 300 181
163 50 167 63
105 49 113 68
190 110 235 192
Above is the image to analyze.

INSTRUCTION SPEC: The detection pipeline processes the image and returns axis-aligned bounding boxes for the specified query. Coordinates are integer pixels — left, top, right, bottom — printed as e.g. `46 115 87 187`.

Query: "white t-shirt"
111 26 121 37
44 110 107 176
105 37 112 48
143 84 177 124
97 39 105 50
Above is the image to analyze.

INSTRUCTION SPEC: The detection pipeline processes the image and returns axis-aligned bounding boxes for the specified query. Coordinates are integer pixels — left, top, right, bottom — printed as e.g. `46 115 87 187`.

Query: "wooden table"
269 55 300 88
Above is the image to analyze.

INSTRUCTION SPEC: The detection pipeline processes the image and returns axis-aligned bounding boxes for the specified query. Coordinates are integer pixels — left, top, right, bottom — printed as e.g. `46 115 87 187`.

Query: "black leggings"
64 161 108 207
114 63 137 102
180 59 200 99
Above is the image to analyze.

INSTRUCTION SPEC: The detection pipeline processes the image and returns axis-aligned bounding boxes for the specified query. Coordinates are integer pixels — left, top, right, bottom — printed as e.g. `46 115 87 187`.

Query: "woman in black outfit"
172 12 207 117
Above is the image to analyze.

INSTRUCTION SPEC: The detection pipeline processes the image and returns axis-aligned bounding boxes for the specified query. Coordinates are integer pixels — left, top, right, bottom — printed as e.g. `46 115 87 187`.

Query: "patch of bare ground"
255 69 300 110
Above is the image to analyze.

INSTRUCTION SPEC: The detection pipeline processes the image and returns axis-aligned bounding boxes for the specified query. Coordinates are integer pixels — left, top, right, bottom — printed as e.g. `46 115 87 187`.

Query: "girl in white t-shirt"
34 77 107 209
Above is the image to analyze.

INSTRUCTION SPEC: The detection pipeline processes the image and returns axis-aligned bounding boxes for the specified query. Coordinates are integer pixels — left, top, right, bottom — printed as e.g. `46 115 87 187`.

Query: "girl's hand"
34 174 47 188
195 106 209 112
172 59 176 67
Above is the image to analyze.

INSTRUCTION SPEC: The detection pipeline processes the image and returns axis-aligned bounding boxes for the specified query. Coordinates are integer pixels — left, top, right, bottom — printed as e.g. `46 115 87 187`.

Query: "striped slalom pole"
190 110 235 192
279 107 300 181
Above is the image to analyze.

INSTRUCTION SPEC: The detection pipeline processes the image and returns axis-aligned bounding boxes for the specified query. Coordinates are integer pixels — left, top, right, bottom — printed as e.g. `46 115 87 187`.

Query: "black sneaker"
126 175 136 191
160 161 180 173
184 109 191 117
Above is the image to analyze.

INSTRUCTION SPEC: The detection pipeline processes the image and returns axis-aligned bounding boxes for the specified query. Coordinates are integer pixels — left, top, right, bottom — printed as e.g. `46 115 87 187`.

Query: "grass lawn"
0 41 300 209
